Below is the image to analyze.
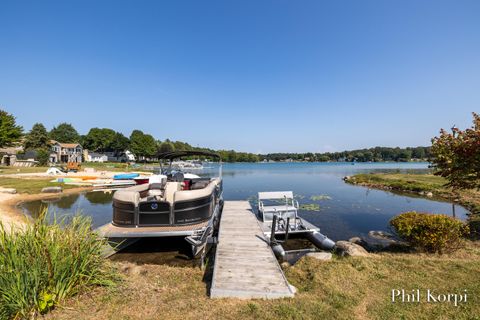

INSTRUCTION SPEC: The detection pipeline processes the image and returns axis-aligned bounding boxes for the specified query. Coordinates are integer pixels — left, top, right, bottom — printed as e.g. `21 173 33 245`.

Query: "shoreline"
0 186 94 229
343 173 480 232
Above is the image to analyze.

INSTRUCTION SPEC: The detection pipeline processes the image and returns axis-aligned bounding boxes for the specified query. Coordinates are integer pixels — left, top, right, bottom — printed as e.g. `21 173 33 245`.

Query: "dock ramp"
210 201 295 299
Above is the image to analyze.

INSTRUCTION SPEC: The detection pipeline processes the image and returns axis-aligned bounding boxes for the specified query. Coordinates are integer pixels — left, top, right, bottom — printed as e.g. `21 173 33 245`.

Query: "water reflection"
20 162 468 241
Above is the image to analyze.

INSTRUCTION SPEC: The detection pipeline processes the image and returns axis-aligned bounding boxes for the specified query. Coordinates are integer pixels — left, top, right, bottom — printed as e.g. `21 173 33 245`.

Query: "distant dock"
210 201 295 299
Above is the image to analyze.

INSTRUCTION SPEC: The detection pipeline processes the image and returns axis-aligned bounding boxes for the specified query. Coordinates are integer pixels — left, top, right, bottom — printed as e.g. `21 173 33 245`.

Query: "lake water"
20 162 468 241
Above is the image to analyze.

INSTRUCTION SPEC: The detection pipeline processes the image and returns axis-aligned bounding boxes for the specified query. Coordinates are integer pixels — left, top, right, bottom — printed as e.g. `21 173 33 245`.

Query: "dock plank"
210 201 295 299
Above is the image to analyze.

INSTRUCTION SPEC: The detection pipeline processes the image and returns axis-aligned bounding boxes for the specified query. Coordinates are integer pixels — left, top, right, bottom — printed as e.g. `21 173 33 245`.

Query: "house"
106 150 136 162
0 146 23 166
86 152 108 163
50 140 82 163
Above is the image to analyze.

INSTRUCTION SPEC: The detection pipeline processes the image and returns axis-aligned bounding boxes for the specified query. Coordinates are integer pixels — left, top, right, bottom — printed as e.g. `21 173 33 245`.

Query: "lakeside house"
49 140 82 163
0 145 24 166
83 150 136 163
85 152 108 163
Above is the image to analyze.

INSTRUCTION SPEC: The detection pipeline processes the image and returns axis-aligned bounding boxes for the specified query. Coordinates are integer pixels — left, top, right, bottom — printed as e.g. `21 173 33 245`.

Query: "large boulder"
41 186 63 193
0 188 17 194
363 231 408 251
335 241 369 257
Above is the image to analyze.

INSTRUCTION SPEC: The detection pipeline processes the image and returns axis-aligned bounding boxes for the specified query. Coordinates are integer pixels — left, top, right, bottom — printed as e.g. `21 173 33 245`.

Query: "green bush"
390 211 469 253
0 211 116 319
36 148 50 166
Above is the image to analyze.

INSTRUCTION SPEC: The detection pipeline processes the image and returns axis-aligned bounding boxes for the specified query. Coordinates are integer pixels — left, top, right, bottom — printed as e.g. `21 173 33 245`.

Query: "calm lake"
20 162 468 241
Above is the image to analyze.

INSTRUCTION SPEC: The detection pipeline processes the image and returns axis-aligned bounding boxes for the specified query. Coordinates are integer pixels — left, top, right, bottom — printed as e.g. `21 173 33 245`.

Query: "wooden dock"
210 201 295 299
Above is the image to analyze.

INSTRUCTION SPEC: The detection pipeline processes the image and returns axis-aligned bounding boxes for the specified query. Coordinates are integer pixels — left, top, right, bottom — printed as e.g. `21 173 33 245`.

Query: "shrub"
36 148 50 166
0 211 116 319
390 211 469 253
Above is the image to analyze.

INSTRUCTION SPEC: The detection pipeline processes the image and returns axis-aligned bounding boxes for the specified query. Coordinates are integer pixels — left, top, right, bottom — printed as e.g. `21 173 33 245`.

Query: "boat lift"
257 191 335 262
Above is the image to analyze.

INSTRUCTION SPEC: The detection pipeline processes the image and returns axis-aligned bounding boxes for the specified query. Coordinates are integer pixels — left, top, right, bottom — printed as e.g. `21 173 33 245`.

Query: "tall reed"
0 210 115 319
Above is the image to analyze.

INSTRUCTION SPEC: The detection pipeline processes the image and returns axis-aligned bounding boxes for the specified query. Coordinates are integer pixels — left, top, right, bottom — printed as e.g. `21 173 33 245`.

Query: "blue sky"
0 1 479 153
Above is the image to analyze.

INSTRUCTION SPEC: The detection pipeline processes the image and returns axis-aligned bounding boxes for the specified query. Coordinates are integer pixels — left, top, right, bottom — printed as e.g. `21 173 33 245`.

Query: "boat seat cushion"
191 180 210 190
148 189 163 197
165 182 182 203
261 205 297 213
113 189 140 206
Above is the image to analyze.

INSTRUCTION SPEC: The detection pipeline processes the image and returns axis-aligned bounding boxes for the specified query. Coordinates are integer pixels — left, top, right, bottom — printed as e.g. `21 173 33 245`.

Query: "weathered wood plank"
210 201 295 299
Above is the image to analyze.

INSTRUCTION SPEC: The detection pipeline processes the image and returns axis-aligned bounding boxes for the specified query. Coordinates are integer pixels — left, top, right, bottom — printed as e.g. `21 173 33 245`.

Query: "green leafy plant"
390 211 469 253
431 112 480 190
0 210 116 319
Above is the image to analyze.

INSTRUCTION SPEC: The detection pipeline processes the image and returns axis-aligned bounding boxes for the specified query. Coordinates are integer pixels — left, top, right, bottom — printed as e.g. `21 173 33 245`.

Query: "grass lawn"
46 243 480 320
0 166 49 175
0 177 81 194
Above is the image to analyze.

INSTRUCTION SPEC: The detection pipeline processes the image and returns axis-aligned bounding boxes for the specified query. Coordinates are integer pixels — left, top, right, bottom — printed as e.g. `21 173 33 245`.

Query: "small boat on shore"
113 173 140 180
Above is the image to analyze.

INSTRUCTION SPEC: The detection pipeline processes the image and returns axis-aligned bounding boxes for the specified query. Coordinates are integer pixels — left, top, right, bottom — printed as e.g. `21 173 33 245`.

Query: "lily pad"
299 203 321 211
310 194 332 201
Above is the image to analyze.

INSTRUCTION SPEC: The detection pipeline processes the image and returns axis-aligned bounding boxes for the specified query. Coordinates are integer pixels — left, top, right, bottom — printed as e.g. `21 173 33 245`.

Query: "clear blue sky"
0 1 478 153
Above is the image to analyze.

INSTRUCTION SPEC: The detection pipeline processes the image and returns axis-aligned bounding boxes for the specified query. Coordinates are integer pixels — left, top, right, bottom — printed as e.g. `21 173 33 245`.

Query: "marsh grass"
0 210 116 319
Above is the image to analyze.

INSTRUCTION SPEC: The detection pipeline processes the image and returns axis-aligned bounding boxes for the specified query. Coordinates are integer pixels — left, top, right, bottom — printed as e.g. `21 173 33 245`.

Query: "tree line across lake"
1 109 430 163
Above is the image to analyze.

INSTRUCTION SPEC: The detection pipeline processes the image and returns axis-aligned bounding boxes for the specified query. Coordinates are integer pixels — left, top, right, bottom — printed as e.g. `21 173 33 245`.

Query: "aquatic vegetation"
310 194 332 201
0 210 116 319
299 203 321 211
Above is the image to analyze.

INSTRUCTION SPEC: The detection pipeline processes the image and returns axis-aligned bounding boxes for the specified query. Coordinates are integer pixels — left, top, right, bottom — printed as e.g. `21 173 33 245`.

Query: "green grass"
0 212 116 319
0 177 81 194
45 243 480 320
348 173 447 193
0 166 50 175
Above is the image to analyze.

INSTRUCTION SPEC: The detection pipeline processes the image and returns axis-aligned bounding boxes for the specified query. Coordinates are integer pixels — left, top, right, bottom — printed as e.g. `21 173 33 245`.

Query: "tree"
143 134 157 159
431 112 480 189
24 123 49 150
129 130 144 158
49 123 80 143
0 109 23 148
112 132 130 155
129 130 157 161
83 128 116 152
36 148 50 165
158 140 175 153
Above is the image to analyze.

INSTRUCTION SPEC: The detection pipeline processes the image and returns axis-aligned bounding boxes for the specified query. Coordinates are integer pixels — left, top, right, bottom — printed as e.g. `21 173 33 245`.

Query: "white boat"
257 191 335 261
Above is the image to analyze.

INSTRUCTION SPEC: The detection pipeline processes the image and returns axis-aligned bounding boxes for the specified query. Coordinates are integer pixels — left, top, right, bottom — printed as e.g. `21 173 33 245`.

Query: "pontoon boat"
97 151 223 257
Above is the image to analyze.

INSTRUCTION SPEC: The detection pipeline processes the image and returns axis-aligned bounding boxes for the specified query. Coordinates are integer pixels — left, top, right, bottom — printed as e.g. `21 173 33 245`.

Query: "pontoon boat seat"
147 174 167 197
258 191 299 222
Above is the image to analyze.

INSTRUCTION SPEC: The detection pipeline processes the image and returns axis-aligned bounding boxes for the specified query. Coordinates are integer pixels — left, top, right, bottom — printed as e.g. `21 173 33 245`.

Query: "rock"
335 241 369 257
305 252 332 261
349 236 368 247
362 231 409 251
0 188 17 194
343 176 351 181
41 186 63 193
426 192 433 197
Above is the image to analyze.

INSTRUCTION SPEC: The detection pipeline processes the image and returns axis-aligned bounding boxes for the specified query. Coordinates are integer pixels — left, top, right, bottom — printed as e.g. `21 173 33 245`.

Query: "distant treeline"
2 109 431 163
260 146 432 162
